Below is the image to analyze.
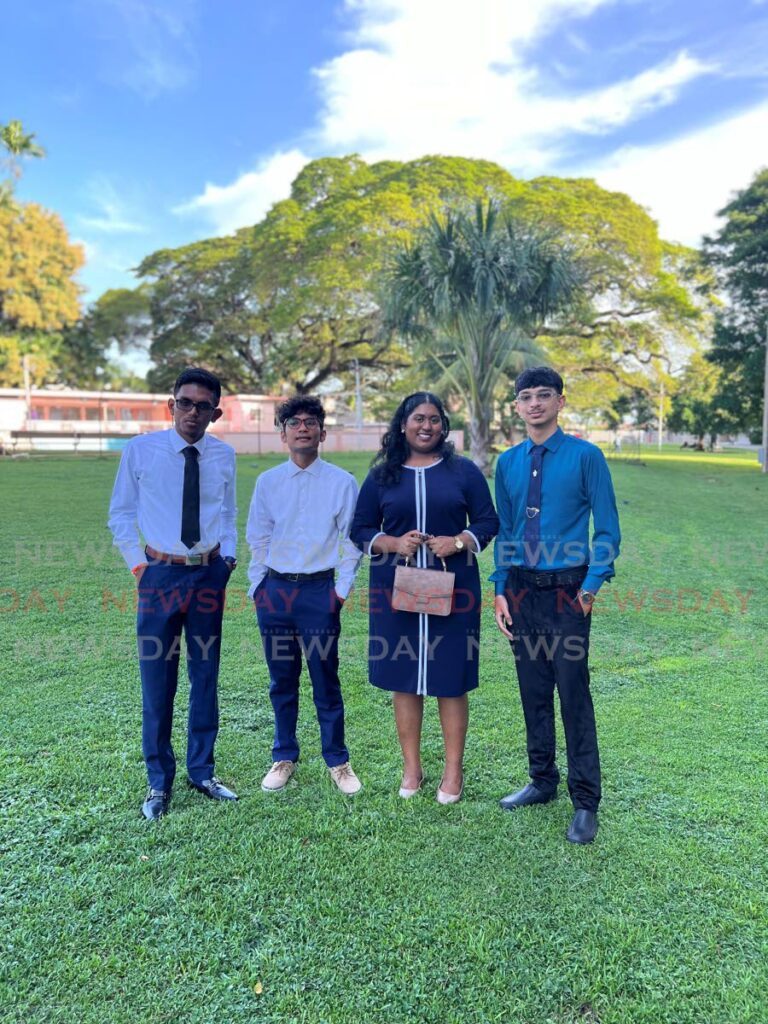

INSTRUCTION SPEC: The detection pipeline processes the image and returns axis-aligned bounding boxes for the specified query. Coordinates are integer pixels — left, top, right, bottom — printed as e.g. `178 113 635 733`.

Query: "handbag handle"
403 555 448 572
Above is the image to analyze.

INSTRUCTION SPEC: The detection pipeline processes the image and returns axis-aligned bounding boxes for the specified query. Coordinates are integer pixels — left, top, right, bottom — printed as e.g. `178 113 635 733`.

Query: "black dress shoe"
142 789 170 820
566 809 598 844
499 783 557 811
188 777 238 801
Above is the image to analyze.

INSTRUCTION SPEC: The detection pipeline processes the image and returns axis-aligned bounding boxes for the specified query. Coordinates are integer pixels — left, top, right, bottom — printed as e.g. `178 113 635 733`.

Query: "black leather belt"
510 565 588 588
267 568 335 582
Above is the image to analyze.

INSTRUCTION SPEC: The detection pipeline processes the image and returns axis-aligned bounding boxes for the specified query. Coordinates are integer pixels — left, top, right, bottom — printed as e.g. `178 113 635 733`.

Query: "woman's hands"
392 530 429 558
374 531 473 560
372 530 428 558
425 535 458 559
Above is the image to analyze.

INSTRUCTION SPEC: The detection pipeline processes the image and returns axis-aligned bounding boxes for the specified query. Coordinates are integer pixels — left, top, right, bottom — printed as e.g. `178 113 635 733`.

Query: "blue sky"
4 0 768 303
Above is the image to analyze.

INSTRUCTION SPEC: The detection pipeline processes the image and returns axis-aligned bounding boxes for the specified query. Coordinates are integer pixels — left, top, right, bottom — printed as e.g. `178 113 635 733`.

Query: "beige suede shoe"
261 760 297 791
329 762 362 795
436 777 464 805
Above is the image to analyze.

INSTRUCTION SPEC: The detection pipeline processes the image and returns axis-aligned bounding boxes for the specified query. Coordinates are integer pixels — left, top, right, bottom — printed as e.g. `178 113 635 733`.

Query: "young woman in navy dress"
351 393 499 803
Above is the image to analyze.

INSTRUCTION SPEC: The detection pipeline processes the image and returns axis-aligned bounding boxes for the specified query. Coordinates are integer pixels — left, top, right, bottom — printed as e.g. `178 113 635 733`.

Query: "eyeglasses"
284 416 321 429
515 389 559 404
175 397 217 414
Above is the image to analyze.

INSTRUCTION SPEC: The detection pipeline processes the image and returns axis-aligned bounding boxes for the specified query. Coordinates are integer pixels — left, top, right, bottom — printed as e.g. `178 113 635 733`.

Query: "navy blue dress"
351 457 499 697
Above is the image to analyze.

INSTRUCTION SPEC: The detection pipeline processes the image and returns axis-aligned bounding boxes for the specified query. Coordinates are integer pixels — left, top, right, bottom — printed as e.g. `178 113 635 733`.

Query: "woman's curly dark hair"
371 391 454 486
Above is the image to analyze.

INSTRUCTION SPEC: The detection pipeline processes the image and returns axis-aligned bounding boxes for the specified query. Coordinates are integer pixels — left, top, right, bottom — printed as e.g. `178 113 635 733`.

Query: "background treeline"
2 121 766 462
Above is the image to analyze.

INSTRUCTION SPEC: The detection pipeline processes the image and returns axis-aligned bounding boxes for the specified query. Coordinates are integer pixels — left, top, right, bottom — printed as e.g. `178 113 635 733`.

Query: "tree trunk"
468 409 492 477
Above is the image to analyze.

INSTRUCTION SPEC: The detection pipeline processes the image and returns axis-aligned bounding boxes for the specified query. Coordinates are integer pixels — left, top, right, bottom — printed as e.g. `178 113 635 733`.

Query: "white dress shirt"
108 427 237 570
246 457 362 599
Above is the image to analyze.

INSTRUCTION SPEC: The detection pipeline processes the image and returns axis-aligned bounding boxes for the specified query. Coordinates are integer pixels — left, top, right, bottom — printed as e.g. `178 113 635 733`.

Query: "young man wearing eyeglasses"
246 395 363 795
109 367 238 820
492 367 621 844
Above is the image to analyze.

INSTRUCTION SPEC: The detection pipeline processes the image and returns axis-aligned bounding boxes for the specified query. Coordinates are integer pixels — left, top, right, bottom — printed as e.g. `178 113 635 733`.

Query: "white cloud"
312 0 710 172
90 0 198 98
586 101 768 245
78 178 148 234
173 0 735 241
173 149 309 235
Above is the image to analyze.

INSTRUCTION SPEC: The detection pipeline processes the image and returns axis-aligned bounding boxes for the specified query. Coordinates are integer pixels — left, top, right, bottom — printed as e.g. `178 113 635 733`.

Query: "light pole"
353 358 363 431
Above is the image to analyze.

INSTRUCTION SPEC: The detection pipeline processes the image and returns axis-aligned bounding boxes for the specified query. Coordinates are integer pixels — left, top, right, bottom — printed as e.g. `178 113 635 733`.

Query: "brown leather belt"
145 543 221 566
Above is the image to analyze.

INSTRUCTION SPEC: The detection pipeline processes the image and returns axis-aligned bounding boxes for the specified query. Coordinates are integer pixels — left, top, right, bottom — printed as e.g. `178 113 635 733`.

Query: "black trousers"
505 570 601 811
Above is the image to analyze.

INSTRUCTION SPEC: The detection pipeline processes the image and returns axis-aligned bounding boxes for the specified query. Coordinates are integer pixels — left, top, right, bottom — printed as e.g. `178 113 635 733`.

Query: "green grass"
1 450 766 1024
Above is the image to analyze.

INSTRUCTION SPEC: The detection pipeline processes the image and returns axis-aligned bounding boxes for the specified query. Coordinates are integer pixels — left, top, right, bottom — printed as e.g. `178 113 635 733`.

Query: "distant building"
0 387 461 454
0 388 279 453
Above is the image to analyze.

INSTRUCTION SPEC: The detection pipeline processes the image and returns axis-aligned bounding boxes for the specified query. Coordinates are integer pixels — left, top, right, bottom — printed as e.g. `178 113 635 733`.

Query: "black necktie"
181 445 200 549
523 444 544 567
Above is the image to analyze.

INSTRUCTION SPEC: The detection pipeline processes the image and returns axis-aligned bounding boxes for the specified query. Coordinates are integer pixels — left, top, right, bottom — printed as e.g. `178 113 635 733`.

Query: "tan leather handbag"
391 557 455 616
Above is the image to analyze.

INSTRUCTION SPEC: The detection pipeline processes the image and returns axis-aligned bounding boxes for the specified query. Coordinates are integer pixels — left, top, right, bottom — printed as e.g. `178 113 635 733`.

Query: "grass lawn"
1 448 766 1024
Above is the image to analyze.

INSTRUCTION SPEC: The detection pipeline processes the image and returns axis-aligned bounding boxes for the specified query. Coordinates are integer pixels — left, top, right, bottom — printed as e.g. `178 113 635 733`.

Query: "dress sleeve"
462 459 500 552
350 472 385 555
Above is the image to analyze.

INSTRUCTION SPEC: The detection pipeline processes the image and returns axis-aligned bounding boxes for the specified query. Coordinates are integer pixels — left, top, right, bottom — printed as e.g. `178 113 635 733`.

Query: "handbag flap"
393 565 455 598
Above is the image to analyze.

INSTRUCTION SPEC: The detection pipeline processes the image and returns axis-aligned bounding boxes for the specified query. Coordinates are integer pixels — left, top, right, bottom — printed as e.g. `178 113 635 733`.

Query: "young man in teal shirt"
493 367 620 844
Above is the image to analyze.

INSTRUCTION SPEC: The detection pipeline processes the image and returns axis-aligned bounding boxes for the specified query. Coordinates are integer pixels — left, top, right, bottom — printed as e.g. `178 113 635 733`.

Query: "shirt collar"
286 456 324 477
170 428 207 455
524 426 565 454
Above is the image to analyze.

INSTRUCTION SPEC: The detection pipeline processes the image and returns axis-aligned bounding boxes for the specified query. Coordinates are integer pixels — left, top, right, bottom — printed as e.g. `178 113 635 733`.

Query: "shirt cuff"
581 575 605 596
464 530 480 553
247 569 267 599
123 545 146 571
366 531 385 556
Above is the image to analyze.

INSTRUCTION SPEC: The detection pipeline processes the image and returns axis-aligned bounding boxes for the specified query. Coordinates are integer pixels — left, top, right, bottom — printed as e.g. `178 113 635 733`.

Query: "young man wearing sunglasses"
246 396 363 795
492 367 621 844
109 367 238 820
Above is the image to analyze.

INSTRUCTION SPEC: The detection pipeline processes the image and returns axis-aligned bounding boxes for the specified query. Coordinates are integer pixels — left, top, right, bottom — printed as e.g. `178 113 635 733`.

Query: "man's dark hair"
514 366 564 395
277 395 326 428
173 368 222 406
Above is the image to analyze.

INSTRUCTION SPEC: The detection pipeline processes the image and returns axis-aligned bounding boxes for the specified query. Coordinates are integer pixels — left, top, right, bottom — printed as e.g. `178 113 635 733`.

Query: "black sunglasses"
175 397 217 414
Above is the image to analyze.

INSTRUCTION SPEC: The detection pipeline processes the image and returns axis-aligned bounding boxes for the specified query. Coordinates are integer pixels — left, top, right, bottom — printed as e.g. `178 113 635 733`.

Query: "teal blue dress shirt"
491 427 621 596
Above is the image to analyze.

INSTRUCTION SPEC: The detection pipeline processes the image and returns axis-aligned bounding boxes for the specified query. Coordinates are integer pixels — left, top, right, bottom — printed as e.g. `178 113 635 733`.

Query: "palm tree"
1 120 45 205
386 200 584 474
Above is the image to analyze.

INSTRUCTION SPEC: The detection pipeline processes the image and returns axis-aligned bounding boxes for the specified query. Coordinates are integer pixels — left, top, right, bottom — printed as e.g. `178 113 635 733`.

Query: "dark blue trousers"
505 570 601 812
255 575 348 767
137 556 230 791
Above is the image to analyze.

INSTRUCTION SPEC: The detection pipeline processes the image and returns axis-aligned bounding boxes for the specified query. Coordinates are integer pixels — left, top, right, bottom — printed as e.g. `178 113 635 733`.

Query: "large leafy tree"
0 201 84 386
702 168 768 438
112 155 703 420
506 177 708 420
667 352 738 446
56 288 152 389
136 155 524 395
386 201 584 473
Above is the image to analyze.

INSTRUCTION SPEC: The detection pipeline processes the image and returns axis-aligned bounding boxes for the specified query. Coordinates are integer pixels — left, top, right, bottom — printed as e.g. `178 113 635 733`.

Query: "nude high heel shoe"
398 773 424 798
436 777 464 805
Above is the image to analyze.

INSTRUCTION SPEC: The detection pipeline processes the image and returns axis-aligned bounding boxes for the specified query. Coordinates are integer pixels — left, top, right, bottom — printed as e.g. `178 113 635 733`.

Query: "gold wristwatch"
453 535 465 552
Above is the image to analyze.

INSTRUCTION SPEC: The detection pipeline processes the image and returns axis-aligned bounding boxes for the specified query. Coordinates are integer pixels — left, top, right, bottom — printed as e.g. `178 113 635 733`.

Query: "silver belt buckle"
185 553 204 565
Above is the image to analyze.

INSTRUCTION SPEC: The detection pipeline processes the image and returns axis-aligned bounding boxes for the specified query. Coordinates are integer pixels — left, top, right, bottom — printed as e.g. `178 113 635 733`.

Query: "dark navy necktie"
523 444 544 567
181 445 201 549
